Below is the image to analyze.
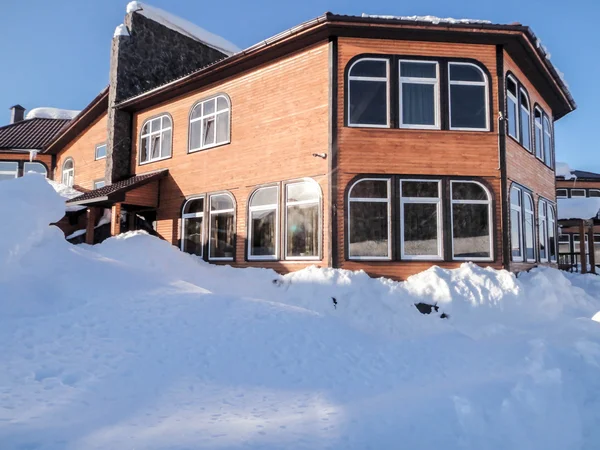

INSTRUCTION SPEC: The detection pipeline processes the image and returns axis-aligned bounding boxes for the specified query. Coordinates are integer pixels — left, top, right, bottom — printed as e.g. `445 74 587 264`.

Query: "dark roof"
117 12 575 119
0 117 71 150
67 169 168 206
44 86 109 154
571 170 600 180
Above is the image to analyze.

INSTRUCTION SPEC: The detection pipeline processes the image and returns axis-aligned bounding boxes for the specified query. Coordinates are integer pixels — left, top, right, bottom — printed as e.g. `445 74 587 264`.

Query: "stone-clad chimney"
9 105 25 124
106 8 229 183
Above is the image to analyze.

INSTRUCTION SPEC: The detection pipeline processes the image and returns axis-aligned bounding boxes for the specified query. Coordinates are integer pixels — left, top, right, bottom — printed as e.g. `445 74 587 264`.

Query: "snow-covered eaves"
361 13 491 25
125 1 240 56
25 108 80 120
556 162 576 181
558 198 600 220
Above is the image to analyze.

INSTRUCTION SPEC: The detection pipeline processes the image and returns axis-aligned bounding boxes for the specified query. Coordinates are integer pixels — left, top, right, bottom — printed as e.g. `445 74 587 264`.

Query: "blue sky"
1 0 597 170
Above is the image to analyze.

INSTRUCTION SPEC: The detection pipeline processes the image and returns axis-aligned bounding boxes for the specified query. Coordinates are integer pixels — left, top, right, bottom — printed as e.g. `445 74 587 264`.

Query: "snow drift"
2 176 600 449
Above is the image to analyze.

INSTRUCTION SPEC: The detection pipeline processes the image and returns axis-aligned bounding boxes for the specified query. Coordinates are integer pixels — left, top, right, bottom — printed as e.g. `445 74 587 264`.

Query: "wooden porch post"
85 207 96 245
580 220 587 274
111 203 122 236
589 224 596 274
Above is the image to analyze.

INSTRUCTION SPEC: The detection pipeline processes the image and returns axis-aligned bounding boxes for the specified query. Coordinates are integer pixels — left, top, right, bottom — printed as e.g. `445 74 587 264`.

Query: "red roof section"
0 118 71 150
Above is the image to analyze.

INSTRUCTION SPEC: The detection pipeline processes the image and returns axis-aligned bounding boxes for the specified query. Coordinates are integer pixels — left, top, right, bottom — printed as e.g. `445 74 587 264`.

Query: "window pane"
450 84 486 129
142 122 149 134
543 124 552 165
150 135 160 159
162 116 172 129
251 209 276 257
558 236 570 254
204 99 216 115
402 83 435 126
251 187 278 207
210 211 234 258
400 62 436 78
452 203 490 258
140 137 149 162
23 162 47 176
349 80 387 126
95 144 107 159
191 104 202 120
184 198 204 214
521 109 531 150
571 190 586 197
507 97 518 138
525 211 535 260
216 96 229 111
450 64 484 82
511 209 522 258
211 194 233 211
350 59 387 78
216 112 230 144
203 117 215 146
349 202 389 257
590 190 600 198
507 78 517 96
510 187 521 206
0 173 16 181
150 118 161 133
535 124 543 159
402 181 438 198
452 182 487 201
287 203 319 257
161 129 172 158
403 203 439 256
0 162 18 172
350 179 388 199
549 223 556 261
190 120 201 150
94 180 105 189
287 182 320 203
183 217 203 257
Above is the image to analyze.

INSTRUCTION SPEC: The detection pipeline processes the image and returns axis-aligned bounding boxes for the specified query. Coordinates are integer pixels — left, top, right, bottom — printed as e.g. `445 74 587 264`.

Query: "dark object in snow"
415 302 449 319
272 279 283 286
332 297 337 309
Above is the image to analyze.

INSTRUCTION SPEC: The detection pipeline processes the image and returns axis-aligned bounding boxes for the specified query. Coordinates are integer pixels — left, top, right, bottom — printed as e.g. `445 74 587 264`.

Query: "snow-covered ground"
2 175 600 449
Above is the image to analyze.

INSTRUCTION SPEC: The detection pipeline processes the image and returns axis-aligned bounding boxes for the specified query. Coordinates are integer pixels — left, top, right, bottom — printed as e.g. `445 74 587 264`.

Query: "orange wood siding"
132 42 331 272
557 180 600 190
55 114 108 190
124 181 159 208
335 37 503 279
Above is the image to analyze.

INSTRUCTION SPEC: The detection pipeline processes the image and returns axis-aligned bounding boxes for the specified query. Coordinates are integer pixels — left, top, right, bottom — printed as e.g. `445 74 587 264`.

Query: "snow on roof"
556 161 576 180
125 1 240 56
361 13 492 25
557 197 600 220
25 107 80 120
45 179 85 212
114 24 130 37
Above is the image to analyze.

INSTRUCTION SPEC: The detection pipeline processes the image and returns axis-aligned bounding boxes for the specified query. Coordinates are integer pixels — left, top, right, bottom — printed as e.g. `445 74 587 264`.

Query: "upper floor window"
571 189 586 197
23 162 47 177
347 58 390 127
140 115 172 164
0 161 18 181
519 89 531 151
248 186 279 260
95 143 107 160
189 95 231 152
534 107 544 160
62 158 74 187
543 116 553 167
506 76 519 140
399 60 439 129
448 62 489 131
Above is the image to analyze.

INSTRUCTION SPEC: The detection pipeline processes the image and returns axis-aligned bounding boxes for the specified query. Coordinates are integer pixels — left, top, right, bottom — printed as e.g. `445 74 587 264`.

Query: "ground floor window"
209 193 235 260
181 197 205 257
248 186 278 260
285 181 321 259
0 160 47 181
0 161 18 181
510 186 523 262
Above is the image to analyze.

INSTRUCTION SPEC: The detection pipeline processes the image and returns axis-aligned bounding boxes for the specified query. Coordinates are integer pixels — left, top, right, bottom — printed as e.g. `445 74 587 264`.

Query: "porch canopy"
557 197 600 274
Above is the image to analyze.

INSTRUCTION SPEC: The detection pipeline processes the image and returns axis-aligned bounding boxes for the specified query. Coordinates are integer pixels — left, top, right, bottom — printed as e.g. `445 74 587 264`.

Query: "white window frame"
548 205 557 262
139 115 172 165
510 186 523 262
523 192 536 263
539 199 549 263
0 161 18 180
519 88 532 151
62 158 74 187
347 177 392 261
448 62 489 131
506 75 519 141
95 143 107 160
449 180 493 261
189 95 231 153
543 116 553 167
399 60 440 130
208 192 235 261
93 180 105 189
534 107 544 161
181 196 206 258
556 189 568 198
23 162 47 177
400 179 443 260
571 189 586 198
248 186 279 261
589 189 600 198
284 180 322 261
347 57 390 128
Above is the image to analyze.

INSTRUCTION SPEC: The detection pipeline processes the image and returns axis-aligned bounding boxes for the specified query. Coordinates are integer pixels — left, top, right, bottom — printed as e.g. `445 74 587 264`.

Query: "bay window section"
534 108 544 160
348 178 391 259
548 205 557 262
539 200 548 262
543 116 553 167
140 115 172 164
506 76 519 140
347 58 389 127
209 193 235 260
400 180 442 260
448 63 488 130
181 197 205 257
189 95 231 152
520 89 531 151
0 161 18 181
524 193 536 262
23 162 47 177
450 181 492 260
248 186 278 260
399 60 439 129
510 186 523 261
285 181 320 259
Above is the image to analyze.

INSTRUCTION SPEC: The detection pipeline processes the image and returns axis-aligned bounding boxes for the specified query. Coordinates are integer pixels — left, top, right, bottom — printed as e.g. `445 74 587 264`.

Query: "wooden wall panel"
557 180 600 190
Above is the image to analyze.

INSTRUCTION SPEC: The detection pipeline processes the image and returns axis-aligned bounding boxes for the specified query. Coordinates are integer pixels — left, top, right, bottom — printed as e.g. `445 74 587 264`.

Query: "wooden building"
38 8 576 279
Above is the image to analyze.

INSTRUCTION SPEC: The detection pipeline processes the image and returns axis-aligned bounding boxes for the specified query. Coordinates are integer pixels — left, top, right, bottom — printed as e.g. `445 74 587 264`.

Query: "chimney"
9 105 25 124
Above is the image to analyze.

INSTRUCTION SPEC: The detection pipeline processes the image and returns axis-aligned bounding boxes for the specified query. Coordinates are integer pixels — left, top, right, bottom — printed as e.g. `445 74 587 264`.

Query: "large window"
519 89 531 151
189 95 231 152
347 58 389 127
524 193 536 262
506 76 519 140
348 178 391 259
539 200 548 262
248 186 278 260
140 115 172 164
510 186 523 261
548 205 557 262
399 60 439 129
95 143 107 160
448 62 488 130
181 197 205 257
543 116 553 167
209 193 235 260
0 161 18 181
62 158 74 187
23 162 47 177
450 181 492 260
285 181 321 259
534 107 544 160
400 180 442 260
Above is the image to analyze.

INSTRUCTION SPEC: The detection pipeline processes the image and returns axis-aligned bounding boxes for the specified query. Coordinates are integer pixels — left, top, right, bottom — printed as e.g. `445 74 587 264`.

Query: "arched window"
140 114 172 164
347 58 389 127
524 192 536 262
534 107 544 160
543 116 553 167
348 178 391 259
510 186 523 261
285 180 321 259
189 95 231 152
539 199 548 262
548 205 557 262
399 60 439 129
209 192 235 260
450 181 492 260
23 162 47 177
62 158 74 187
448 62 489 131
181 197 205 257
519 89 531 151
248 186 279 260
506 75 519 140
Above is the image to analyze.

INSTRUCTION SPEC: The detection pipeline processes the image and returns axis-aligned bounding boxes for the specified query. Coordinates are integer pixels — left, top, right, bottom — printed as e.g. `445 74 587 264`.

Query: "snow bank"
362 13 492 25
45 178 85 212
2 177 600 449
558 197 600 220
113 23 130 37
556 161 576 180
126 1 240 56
24 107 80 120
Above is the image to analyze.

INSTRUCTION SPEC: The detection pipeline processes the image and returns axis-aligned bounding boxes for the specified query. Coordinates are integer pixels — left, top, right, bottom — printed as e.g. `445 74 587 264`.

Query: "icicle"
29 149 38 162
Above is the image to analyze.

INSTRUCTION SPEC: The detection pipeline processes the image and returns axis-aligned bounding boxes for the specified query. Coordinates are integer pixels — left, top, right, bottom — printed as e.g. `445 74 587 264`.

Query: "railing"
558 252 597 273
